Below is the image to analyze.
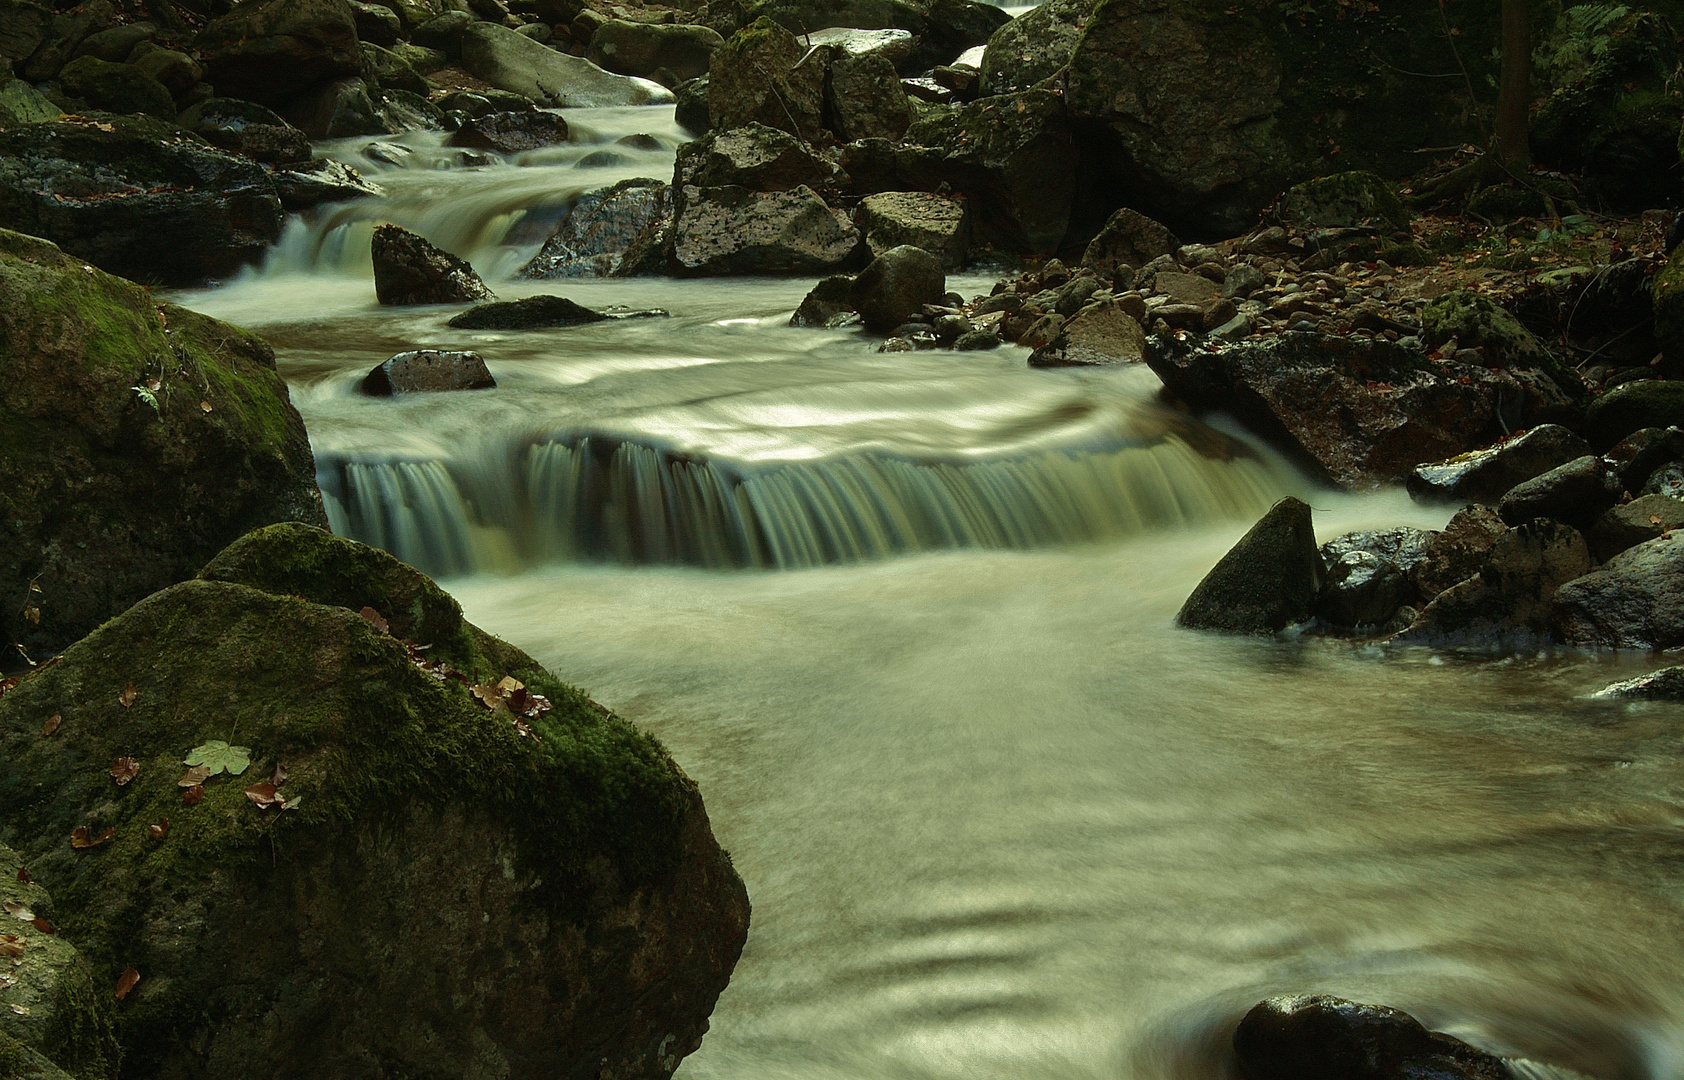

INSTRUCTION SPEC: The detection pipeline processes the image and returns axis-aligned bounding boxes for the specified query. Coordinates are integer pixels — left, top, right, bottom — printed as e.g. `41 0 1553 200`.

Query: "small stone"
361 350 496 394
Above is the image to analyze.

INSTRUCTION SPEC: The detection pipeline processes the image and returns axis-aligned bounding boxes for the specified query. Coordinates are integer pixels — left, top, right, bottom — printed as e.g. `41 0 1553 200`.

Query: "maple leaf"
115 967 140 1000
110 757 139 786
118 683 138 707
184 740 250 776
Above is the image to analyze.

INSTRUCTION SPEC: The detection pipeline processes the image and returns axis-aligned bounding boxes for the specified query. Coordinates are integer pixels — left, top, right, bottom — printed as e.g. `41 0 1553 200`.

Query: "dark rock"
0 229 323 660
855 190 966 267
743 0 924 36
361 349 496 393
1148 333 1578 491
908 0 1010 72
849 243 944 333
1317 549 1407 628
0 115 283 286
1407 424 1592 505
1176 497 1324 634
1589 665 1684 700
1604 426 1684 492
270 157 385 211
1320 526 1433 579
282 76 388 139
1080 207 1179 280
371 224 497 305
1643 461 1684 499
412 9 473 54
447 295 607 330
1276 170 1410 232
521 177 669 278
1234 995 1508 1080
587 19 723 82
1496 455 1622 528
67 19 149 63
461 21 669 107
130 46 205 97
899 76 954 103
1392 518 1590 649
953 327 999 350
0 524 749 1078
977 0 1084 95
0 77 58 124
1410 505 1506 599
1589 493 1684 562
197 0 362 108
708 17 825 139
361 40 432 95
674 121 836 191
448 109 570 153
55 54 174 118
673 72 709 132
376 87 447 134
17 0 115 83
1585 380 1684 451
825 49 912 141
791 273 854 327
1028 302 1144 367
350 0 401 45
1555 531 1684 649
0 0 55 72
670 183 858 276
182 98 314 163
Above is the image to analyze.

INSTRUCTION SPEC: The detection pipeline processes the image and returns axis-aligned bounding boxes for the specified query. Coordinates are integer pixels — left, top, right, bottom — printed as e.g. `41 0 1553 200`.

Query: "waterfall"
318 433 1287 577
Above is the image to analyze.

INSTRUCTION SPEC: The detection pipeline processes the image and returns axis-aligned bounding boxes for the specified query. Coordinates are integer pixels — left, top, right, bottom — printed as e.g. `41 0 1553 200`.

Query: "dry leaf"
470 684 501 710
271 761 287 787
9 1003 28 1015
14 867 30 885
1651 514 1664 526
280 795 302 811
148 819 170 840
358 606 389 634
2 902 30 921
70 827 115 850
178 765 211 788
23 605 39 625
40 714 60 737
115 967 140 1000
182 784 205 806
110 757 139 786
118 684 138 708
243 781 281 807
199 400 212 413
0 934 23 957
30 919 52 935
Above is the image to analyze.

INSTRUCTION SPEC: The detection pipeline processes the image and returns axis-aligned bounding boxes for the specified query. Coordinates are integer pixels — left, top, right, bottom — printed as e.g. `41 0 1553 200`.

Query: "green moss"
0 1031 75 1080
56 57 174 121
1654 242 1684 358
1277 170 1411 232
37 967 119 1080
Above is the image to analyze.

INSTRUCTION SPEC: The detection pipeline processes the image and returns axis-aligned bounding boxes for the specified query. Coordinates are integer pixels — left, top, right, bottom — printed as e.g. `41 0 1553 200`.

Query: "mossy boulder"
0 523 750 1078
0 229 323 666
358 40 431 96
977 0 1086 95
1177 497 1325 633
1420 290 1582 397
195 0 363 108
1275 171 1409 233
708 17 825 138
1585 380 1684 451
1653 243 1684 368
55 57 174 119
0 77 59 124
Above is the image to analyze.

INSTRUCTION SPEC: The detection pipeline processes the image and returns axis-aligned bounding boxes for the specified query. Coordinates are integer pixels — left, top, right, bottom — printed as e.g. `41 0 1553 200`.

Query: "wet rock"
1318 549 1408 628
521 177 669 278
708 17 825 139
1406 424 1592 505
674 122 836 191
1393 518 1590 649
953 327 999 350
791 273 854 327
588 19 723 81
908 0 1011 73
674 73 710 132
825 50 912 142
0 115 283 285
1555 531 1684 649
360 40 431 96
849 243 944 333
461 21 670 107
1589 666 1684 700
1589 493 1684 562
1027 301 1144 367
1410 505 1507 599
1585 380 1684 451
197 0 362 108
1420 291 1574 388
448 109 570 153
130 45 206 97
0 523 749 1078
270 157 384 211
1321 526 1433 580
1234 995 1508 1080
807 25 913 65
1147 333 1577 490
977 0 1084 95
855 190 966 267
743 0 924 36
361 349 496 393
1604 426 1684 492
180 97 312 163
1177 497 1324 634
376 87 447 134
1079 206 1178 280
371 224 496 305
283 76 388 139
55 54 174 118
1497 455 1622 528
447 294 609 330
350 0 401 45
1276 170 1410 232
671 183 858 275
0 228 324 660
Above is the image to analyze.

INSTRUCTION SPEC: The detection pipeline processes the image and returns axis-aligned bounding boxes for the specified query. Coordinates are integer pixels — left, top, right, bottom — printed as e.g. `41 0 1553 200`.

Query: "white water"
174 103 1684 1080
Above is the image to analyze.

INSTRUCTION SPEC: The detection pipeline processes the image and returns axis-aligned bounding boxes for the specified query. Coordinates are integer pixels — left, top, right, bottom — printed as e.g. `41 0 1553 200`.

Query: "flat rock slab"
362 350 496 394
448 295 608 329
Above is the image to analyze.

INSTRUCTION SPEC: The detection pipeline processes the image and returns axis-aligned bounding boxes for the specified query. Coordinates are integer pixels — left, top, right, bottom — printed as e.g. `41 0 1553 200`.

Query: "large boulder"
0 115 283 286
0 0 55 70
56 55 174 119
1147 332 1578 490
849 243 943 332
371 224 496 305
1176 497 1324 634
1391 518 1590 649
1410 505 1507 599
855 190 966 266
447 109 570 153
977 0 1086 95
790 273 854 327
824 50 911 142
177 97 311 164
18 0 115 82
1234 995 1508 1080
908 0 1011 71
1555 532 1684 649
1079 207 1179 279
1406 424 1591 505
708 17 826 139
588 19 723 82
0 229 324 662
1584 380 1684 451
1420 291 1576 387
520 178 671 278
1495 455 1622 528
674 122 837 191
0 524 750 1078
1275 170 1410 232
670 183 859 275
744 0 923 36
196 0 362 108
271 158 385 211
278 75 388 139
359 40 431 95
460 21 670 107
1589 493 1684 562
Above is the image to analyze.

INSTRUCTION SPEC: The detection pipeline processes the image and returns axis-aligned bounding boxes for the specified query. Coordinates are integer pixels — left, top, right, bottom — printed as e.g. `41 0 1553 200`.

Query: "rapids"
174 102 1684 1080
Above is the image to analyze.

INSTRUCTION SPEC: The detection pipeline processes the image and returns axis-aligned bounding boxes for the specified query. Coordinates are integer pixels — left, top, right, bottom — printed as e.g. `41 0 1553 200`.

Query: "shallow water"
176 102 1684 1080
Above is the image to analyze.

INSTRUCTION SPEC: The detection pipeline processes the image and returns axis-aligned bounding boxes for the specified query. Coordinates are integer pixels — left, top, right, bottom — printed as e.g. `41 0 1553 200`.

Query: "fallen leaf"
1651 514 1664 526
110 757 139 786
14 867 31 885
9 1003 28 1015
115 967 139 1000
0 934 22 957
118 683 138 708
70 827 115 850
470 683 502 710
178 764 211 787
243 781 281 807
280 795 302 811
271 761 287 787
358 606 389 634
148 819 170 839
24 605 39 625
182 784 205 805
30 919 52 934
183 740 250 776
40 714 60 737
2 902 31 921
497 675 524 694
199 400 212 413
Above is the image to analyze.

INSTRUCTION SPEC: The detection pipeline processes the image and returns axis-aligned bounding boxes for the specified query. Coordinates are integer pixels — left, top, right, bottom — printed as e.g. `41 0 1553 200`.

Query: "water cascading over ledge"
317 433 1288 577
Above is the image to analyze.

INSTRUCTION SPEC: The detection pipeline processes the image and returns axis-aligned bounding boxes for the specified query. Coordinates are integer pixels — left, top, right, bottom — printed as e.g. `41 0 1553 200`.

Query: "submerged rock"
371 224 496 305
448 294 609 329
1176 497 1324 634
0 524 750 1078
361 349 496 394
270 157 384 211
1555 532 1684 649
1234 995 1508 1080
849 243 944 333
1407 424 1591 505
447 109 570 153
0 228 324 663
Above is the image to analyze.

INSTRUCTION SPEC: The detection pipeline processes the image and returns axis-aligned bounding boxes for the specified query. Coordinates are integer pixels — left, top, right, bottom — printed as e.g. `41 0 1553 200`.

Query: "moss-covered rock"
1585 380 1684 451
708 17 826 138
56 57 174 120
1420 290 1582 398
0 228 323 664
1177 497 1325 633
0 523 750 1079
358 40 431 96
195 0 363 108
1276 171 1410 232
1653 243 1684 368
0 77 59 124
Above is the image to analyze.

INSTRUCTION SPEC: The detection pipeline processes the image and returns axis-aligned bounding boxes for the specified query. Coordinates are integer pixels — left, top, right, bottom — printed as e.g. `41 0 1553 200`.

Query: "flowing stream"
177 103 1684 1080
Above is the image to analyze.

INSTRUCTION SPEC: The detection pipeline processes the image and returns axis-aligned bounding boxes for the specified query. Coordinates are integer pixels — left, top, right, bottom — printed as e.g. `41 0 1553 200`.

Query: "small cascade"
318 433 1287 577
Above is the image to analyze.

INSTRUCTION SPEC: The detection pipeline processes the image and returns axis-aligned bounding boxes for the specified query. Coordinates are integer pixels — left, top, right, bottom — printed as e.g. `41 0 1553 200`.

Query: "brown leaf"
24 605 39 625
40 714 60 737
177 765 211 788
115 967 140 1000
271 761 287 787
15 866 31 885
182 784 205 806
118 683 138 708
470 683 502 710
70 827 114 850
358 606 389 634
148 819 170 840
243 781 281 807
30 919 53 934
1651 514 1664 526
0 934 23 957
110 757 139 786
199 400 212 413
497 675 523 694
